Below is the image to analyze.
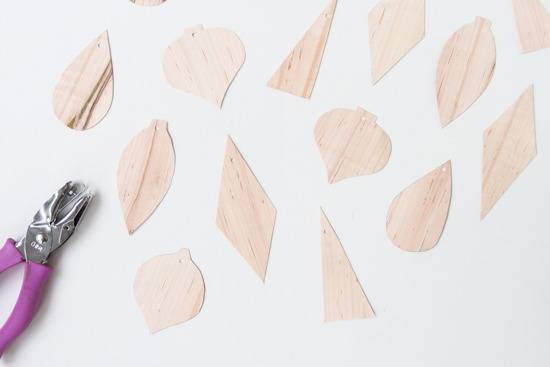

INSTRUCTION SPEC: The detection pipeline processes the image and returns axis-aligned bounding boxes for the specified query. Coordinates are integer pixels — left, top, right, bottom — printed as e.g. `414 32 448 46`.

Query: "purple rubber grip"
0 239 52 358
0 239 23 273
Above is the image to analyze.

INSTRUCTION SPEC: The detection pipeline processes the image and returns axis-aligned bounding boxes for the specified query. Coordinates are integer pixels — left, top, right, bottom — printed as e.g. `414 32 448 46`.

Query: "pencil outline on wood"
321 209 375 322
436 17 496 127
53 30 114 131
163 25 245 108
134 248 205 333
267 0 337 98
481 85 537 219
216 136 277 282
369 0 425 84
314 107 392 184
386 161 452 252
513 0 550 53
130 0 165 6
117 120 175 235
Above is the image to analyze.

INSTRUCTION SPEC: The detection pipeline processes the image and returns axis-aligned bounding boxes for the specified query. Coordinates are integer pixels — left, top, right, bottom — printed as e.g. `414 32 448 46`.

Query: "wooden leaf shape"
216 137 276 281
134 248 205 333
369 0 425 84
267 0 337 98
513 0 550 53
321 209 375 322
481 85 537 219
53 31 113 131
436 17 496 127
386 161 452 252
315 107 391 184
117 120 175 234
163 26 245 108
130 0 165 6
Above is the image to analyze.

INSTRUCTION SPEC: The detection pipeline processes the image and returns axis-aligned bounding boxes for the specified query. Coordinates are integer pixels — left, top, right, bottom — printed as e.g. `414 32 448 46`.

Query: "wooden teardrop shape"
53 31 113 130
436 17 495 127
131 0 165 6
117 120 175 234
513 0 550 53
134 248 205 333
315 107 391 184
386 161 452 252
163 25 245 108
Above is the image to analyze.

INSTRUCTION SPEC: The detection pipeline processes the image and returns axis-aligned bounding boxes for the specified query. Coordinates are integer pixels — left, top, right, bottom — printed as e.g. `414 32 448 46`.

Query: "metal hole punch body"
0 181 92 357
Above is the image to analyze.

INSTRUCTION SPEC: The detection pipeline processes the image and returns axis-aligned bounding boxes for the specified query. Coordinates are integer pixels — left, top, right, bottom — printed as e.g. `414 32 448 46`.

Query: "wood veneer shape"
134 248 205 333
163 25 245 108
436 17 496 127
386 161 452 252
369 0 425 84
513 0 550 53
53 31 113 130
267 0 337 98
216 137 276 282
321 209 375 322
117 120 175 234
314 107 391 184
131 0 165 5
481 85 537 219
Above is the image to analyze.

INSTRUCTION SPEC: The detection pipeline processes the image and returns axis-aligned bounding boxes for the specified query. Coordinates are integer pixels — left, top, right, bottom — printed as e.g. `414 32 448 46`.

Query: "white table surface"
1 0 549 366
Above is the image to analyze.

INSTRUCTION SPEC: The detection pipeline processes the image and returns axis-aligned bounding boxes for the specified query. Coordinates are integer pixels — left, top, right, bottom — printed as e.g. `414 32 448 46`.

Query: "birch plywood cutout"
386 161 452 252
117 120 175 234
369 0 425 84
267 0 337 98
131 0 165 5
163 26 245 107
53 31 113 130
321 209 375 322
315 107 391 184
216 137 276 281
436 17 496 127
481 85 537 219
513 0 550 53
134 248 205 333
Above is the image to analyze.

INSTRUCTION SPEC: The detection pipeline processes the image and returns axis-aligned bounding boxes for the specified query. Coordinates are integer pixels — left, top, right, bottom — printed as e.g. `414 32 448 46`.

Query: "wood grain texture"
321 209 375 322
130 0 165 6
163 25 245 108
117 120 175 235
369 0 425 84
267 0 337 98
436 17 496 127
216 137 276 282
481 85 537 219
315 107 391 184
513 0 550 53
134 248 205 333
53 31 113 131
386 161 452 252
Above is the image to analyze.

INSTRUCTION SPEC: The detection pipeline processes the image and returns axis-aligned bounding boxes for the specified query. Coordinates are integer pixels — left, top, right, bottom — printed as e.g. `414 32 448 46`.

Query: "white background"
1 0 549 366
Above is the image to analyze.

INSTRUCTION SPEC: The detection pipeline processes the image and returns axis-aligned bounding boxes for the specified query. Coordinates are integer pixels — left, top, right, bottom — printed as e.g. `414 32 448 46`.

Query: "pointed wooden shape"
386 161 452 252
131 0 165 5
216 137 276 281
369 0 425 84
267 0 337 98
134 248 205 333
436 17 496 127
117 120 175 234
321 209 375 322
481 85 537 219
53 31 113 131
163 26 245 108
513 0 550 53
315 107 391 184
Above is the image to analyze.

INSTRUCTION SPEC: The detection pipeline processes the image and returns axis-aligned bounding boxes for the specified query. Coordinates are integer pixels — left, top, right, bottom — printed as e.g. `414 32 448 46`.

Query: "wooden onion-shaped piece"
513 0 550 53
134 248 205 333
315 107 391 184
163 25 245 108
117 120 175 234
267 0 337 98
130 0 165 6
436 17 495 127
53 31 113 130
386 161 452 252
482 85 537 219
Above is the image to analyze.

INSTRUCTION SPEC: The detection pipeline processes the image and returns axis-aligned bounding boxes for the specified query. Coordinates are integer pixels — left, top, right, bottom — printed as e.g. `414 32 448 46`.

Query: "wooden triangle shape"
267 0 337 98
321 209 375 322
481 85 537 219
513 0 550 53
